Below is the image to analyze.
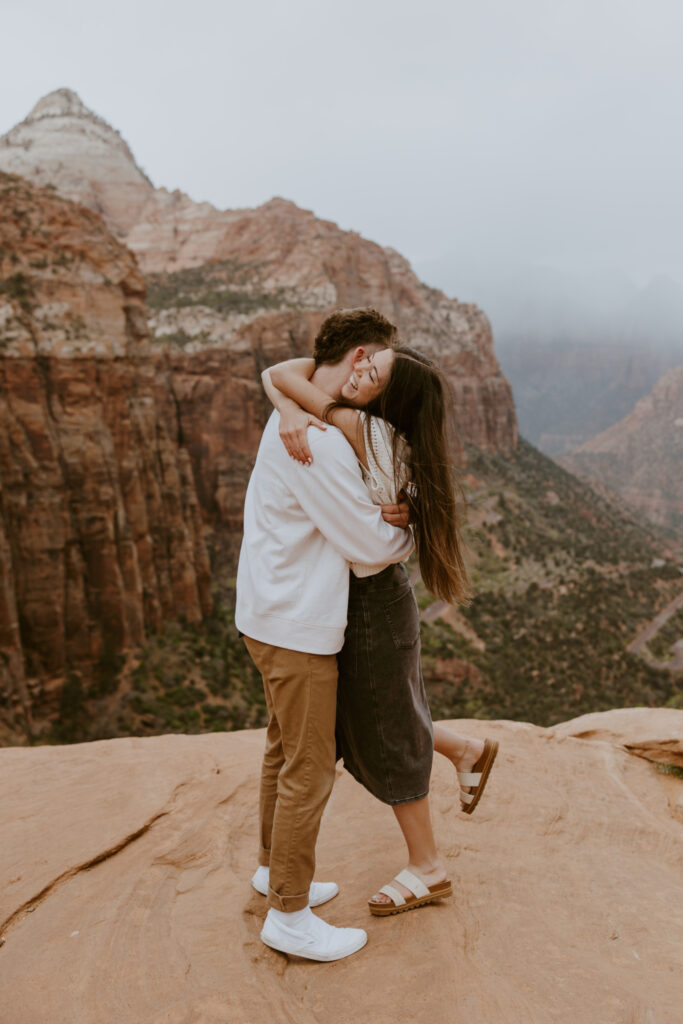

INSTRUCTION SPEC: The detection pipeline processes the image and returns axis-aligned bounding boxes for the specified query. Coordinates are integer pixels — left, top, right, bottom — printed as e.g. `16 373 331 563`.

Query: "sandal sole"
368 881 453 917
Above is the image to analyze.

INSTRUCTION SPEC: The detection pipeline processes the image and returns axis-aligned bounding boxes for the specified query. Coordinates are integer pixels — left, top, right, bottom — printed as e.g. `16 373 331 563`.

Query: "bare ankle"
410 856 444 876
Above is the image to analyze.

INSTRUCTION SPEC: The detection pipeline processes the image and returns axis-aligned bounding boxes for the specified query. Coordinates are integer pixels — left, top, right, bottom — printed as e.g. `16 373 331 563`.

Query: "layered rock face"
0 92 519 737
561 366 683 535
1 709 682 1023
0 90 517 460
143 200 516 455
157 310 323 560
0 174 211 735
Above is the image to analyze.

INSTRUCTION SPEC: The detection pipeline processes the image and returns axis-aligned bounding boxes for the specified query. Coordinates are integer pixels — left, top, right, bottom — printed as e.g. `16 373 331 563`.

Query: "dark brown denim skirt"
335 563 434 805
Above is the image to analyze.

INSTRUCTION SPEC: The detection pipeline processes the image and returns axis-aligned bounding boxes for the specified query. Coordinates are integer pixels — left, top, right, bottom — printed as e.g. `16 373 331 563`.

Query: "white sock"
268 905 313 928
253 865 269 886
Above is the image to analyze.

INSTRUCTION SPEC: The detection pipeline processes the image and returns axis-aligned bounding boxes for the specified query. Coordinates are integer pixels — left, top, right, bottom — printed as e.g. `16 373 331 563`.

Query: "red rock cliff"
0 174 211 736
0 92 520 736
0 90 518 461
143 198 517 453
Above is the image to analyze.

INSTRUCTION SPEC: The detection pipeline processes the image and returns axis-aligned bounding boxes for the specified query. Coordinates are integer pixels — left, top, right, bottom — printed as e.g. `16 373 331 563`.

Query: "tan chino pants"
244 636 338 912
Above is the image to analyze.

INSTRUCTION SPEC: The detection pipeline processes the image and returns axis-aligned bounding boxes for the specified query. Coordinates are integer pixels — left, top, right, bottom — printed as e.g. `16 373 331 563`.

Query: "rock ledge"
2 708 682 1023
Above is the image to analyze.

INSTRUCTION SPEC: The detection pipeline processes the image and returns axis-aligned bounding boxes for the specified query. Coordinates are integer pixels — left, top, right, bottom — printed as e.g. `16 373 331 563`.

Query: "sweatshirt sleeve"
287 426 414 566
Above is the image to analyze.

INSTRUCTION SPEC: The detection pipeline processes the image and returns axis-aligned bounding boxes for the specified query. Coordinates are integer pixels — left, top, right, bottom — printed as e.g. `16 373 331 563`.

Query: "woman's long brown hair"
363 346 472 605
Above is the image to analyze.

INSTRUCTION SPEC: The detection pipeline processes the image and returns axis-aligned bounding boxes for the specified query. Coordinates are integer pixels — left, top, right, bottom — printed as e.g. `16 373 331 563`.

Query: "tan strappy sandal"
368 868 453 917
458 738 498 814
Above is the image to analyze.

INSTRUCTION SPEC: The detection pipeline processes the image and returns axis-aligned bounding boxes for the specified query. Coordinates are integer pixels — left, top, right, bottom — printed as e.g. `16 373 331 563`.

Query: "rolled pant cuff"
258 847 271 867
268 885 309 912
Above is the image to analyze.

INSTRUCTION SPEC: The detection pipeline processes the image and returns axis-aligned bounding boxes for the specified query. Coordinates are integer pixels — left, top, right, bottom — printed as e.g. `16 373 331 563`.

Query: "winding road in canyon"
628 585 683 671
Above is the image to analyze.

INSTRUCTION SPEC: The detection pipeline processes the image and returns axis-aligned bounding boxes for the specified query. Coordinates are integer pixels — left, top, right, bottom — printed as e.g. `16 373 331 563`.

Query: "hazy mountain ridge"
560 365 683 537
418 257 683 350
497 338 681 454
419 256 683 456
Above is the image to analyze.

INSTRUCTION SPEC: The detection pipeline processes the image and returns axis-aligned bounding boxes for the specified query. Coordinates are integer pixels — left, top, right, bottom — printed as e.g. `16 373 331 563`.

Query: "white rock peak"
0 87 154 235
25 87 99 124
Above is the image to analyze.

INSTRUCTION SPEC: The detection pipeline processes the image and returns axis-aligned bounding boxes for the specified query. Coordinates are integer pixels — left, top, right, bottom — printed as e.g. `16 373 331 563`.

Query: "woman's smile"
341 348 395 406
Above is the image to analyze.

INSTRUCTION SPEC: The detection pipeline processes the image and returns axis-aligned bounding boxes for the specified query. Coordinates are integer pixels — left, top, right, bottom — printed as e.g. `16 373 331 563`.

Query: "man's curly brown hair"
313 308 397 367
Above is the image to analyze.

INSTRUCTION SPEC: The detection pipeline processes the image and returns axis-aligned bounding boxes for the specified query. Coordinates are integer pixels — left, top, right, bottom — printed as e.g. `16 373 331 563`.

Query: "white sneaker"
251 866 338 908
260 907 367 962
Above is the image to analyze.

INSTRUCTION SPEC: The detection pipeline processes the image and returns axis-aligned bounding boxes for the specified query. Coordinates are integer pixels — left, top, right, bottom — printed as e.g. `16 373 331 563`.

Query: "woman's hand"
279 408 327 464
380 492 411 528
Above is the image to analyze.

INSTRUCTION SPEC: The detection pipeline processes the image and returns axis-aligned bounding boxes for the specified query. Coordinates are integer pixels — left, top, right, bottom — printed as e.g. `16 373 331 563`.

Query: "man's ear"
351 346 366 365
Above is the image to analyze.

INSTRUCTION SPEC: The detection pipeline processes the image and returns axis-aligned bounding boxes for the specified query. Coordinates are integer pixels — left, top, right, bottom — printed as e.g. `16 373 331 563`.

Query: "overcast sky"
3 0 683 302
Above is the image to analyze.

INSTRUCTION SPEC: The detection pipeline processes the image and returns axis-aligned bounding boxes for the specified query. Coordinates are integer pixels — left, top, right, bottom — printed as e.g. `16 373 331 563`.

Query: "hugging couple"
235 307 498 962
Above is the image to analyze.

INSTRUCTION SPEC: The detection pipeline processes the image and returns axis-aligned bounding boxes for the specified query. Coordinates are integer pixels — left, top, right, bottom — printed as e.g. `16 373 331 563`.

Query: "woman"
262 345 498 915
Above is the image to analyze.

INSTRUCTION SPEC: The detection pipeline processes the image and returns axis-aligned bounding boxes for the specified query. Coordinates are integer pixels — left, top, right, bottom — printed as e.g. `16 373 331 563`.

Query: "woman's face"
340 348 394 406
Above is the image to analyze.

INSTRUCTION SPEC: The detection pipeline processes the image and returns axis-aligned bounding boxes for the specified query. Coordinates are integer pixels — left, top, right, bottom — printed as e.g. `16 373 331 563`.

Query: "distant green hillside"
418 441 681 725
48 439 681 743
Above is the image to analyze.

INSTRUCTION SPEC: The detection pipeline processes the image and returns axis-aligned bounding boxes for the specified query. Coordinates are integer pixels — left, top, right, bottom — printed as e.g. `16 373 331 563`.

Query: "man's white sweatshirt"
235 413 413 655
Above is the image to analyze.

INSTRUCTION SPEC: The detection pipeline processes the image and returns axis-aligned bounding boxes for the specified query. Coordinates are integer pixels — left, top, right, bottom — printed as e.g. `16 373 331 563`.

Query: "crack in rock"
1 808 170 939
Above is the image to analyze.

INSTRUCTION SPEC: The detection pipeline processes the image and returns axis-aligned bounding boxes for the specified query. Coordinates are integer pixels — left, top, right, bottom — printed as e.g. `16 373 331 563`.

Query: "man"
236 308 411 961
